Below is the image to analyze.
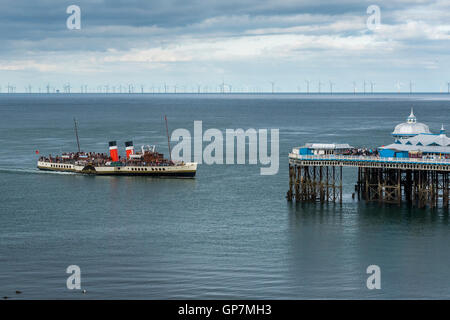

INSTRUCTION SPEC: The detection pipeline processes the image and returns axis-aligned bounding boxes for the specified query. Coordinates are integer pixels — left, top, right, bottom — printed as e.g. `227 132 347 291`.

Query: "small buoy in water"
82 290 87 294
15 290 22 294
3 296 8 300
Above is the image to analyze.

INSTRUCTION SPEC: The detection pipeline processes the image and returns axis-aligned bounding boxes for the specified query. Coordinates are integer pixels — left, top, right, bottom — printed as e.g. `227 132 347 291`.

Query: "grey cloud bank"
0 0 449 92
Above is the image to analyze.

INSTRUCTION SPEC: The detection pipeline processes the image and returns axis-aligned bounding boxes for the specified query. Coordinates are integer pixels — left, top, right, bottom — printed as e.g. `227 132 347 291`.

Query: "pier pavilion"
391 108 431 139
287 110 450 208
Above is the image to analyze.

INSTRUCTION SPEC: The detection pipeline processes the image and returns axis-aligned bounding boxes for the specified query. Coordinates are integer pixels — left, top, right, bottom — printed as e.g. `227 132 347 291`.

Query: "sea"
0 93 449 299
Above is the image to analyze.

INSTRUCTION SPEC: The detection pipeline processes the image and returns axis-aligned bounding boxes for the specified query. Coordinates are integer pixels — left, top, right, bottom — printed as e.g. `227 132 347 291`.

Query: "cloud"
104 47 192 63
0 61 59 72
0 0 449 92
374 21 450 41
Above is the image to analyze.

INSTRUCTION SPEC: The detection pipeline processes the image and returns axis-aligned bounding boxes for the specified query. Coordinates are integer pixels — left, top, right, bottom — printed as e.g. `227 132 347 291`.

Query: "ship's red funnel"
109 141 119 162
125 141 134 159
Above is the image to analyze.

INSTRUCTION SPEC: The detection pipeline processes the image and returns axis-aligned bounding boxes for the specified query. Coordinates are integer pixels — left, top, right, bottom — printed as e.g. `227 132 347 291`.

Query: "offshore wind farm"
1 81 450 95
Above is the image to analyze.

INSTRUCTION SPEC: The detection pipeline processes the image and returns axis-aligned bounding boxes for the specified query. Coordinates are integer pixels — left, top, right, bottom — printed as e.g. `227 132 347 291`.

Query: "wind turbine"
329 81 334 94
395 81 403 93
409 80 413 94
370 81 375 94
305 80 310 94
363 80 366 94
318 81 322 94
270 81 275 94
447 82 450 94
352 81 357 94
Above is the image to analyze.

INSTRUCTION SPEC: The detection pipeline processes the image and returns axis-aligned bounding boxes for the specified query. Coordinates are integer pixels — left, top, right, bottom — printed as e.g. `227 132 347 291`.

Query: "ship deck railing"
289 153 450 170
39 159 175 167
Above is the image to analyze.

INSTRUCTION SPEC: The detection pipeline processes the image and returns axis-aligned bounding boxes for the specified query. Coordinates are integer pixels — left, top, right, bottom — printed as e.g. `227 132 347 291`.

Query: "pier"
287 154 450 208
287 110 450 208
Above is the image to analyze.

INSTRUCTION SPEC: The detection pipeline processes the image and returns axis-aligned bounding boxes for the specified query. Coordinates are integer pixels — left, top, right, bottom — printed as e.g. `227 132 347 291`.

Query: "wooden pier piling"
288 155 450 209
287 163 343 204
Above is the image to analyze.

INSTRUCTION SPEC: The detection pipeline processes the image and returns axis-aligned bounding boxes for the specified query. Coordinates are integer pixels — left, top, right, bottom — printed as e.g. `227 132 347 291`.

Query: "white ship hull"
37 161 197 178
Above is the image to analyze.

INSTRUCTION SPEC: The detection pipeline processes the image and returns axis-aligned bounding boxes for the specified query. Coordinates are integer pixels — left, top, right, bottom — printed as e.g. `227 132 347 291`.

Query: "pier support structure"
287 163 343 204
287 158 449 209
354 168 449 208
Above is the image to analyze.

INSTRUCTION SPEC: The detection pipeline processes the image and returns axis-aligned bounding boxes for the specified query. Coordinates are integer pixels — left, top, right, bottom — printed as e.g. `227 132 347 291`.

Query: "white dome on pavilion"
392 108 431 139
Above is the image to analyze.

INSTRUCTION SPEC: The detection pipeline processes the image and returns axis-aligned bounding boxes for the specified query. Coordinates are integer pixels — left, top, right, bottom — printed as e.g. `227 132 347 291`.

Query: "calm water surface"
0 93 449 299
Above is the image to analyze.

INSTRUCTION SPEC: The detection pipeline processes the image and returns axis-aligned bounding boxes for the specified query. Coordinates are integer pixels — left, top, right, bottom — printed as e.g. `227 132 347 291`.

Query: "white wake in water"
0 167 76 175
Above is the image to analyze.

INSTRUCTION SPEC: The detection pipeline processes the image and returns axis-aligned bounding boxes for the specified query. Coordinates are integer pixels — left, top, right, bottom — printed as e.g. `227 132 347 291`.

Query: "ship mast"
73 117 81 153
164 115 172 162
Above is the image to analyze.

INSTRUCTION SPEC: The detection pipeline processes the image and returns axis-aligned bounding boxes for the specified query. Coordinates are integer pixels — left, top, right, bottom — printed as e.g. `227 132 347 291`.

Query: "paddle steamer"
37 117 197 178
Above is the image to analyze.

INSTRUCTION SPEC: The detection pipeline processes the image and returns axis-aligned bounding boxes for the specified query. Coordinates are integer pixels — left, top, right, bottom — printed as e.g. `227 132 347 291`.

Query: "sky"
0 0 449 93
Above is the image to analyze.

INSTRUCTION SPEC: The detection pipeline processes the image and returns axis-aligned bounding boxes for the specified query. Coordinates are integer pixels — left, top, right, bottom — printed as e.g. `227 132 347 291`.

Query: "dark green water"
0 93 449 299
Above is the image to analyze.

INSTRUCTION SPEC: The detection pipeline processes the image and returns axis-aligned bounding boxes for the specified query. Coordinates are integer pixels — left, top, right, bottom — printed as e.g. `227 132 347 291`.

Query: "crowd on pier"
345 148 379 157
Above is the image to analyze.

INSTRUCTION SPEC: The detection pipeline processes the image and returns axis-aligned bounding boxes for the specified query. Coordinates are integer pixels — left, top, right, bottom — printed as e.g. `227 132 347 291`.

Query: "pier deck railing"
289 153 450 171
